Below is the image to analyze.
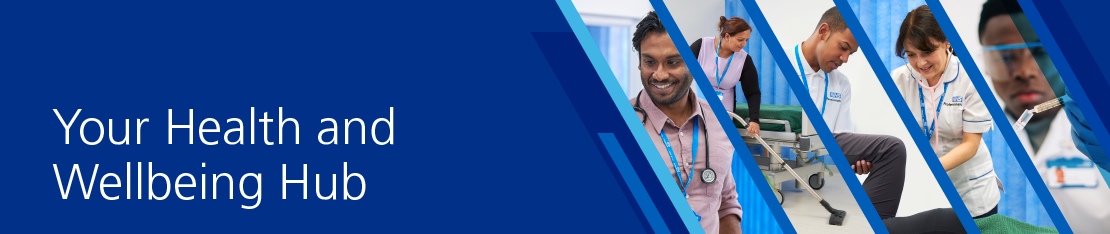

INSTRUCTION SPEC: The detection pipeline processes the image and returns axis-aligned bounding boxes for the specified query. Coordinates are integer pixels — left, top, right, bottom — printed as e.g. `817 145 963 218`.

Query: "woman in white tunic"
890 5 1001 219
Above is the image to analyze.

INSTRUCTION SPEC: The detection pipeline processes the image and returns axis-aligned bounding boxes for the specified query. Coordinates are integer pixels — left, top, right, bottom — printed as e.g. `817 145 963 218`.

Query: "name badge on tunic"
1046 156 1100 188
715 90 724 101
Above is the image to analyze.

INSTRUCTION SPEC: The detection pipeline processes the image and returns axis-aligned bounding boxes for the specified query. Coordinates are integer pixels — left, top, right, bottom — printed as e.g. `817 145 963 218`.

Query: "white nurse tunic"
892 56 1000 217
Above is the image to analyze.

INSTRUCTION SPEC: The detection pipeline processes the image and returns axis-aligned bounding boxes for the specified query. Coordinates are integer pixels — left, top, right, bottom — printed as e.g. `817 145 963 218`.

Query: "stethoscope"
632 92 717 185
905 46 958 141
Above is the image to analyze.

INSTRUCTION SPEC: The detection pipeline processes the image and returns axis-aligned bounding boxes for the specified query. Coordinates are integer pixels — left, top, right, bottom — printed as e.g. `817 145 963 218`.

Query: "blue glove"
1062 94 1109 170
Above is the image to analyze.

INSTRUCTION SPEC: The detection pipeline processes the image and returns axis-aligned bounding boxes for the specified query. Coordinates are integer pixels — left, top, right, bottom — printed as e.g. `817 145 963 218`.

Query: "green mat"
734 103 803 133
974 215 1058 234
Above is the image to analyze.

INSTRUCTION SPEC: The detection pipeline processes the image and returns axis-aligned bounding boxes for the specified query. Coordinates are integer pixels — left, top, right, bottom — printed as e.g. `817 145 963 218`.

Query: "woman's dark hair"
896 5 952 59
718 16 751 38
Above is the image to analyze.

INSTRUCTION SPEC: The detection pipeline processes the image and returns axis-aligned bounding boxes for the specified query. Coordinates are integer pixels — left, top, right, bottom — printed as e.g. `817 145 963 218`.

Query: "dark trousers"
884 208 968 234
835 133 907 219
882 206 996 233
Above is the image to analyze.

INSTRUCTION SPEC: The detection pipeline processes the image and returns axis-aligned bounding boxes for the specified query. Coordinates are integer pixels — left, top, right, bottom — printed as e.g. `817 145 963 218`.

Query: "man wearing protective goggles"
980 0 1109 232
979 2 1063 148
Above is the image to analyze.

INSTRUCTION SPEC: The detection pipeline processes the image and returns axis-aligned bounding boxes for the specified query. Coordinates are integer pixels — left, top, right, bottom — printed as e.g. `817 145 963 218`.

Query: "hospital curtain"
729 151 786 234
721 1 792 234
849 0 1052 226
846 0 926 73
726 0 799 107
984 122 1054 227
724 0 804 162
586 25 631 95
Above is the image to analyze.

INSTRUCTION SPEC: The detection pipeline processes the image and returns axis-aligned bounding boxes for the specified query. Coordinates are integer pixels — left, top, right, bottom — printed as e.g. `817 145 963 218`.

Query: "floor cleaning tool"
729 112 846 226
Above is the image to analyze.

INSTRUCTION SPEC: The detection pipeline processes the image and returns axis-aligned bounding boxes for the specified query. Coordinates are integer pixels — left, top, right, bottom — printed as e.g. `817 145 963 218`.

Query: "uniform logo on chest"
826 92 842 102
944 96 963 106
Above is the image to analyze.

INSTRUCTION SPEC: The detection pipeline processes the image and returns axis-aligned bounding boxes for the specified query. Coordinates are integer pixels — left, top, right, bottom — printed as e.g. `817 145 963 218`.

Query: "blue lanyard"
919 83 949 140
914 63 958 139
715 39 734 90
795 45 829 115
659 118 698 196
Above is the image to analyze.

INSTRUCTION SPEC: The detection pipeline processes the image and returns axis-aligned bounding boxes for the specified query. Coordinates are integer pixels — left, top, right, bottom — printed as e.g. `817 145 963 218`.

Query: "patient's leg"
883 208 967 233
834 133 907 219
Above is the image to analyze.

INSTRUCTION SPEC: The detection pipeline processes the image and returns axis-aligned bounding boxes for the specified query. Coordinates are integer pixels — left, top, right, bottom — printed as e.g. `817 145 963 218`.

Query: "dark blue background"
0 1 649 232
1056 0 1110 141
1020 0 1110 176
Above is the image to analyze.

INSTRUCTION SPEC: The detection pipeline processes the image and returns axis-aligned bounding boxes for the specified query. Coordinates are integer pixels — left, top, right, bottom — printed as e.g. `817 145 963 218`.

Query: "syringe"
1013 97 1064 131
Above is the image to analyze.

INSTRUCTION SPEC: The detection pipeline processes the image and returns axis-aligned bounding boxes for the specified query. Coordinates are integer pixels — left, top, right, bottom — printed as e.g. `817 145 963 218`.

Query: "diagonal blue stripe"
532 30 685 233
729 0 892 233
831 0 982 233
598 133 672 234
921 1 1074 233
554 0 703 233
645 0 798 233
1014 0 1110 201
1017 1 1110 153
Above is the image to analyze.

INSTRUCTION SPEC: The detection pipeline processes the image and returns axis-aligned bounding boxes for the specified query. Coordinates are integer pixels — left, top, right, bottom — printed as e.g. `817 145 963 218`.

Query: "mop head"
820 200 846 226
974 215 1057 234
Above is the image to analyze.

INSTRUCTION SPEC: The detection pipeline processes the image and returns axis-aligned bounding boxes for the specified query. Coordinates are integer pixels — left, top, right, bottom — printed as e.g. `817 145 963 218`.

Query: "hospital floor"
779 165 875 233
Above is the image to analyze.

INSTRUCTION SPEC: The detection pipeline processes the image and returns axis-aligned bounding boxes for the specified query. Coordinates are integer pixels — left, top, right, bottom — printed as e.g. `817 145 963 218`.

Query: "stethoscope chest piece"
701 168 716 184
635 92 716 185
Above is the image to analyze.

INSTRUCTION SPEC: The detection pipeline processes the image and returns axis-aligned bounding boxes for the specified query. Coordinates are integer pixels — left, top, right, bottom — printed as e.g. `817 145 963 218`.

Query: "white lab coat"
1014 111 1110 233
892 56 1000 217
790 44 854 133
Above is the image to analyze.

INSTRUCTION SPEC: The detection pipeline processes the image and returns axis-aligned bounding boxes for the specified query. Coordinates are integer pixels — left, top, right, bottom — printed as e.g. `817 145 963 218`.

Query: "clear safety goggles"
981 42 1049 81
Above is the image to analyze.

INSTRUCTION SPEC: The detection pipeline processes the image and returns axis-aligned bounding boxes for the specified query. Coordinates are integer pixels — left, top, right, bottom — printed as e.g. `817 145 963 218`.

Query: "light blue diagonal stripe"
922 1 1074 233
597 133 671 234
554 0 704 233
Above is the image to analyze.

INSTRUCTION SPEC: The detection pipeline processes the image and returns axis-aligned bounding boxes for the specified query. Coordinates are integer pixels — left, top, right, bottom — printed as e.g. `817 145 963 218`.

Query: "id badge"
1046 156 1100 188
715 90 724 101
